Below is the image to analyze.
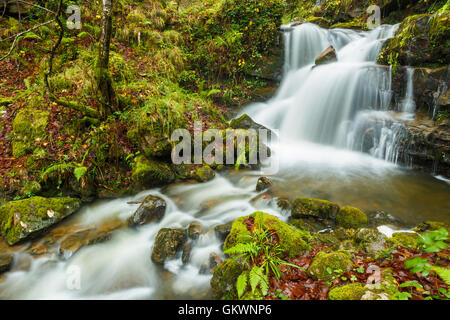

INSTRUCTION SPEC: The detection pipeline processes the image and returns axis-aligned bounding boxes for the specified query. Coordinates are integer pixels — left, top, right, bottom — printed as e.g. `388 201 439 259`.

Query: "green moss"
131 156 176 188
307 251 353 280
224 212 311 258
388 232 419 249
336 206 368 229
311 232 341 249
11 105 49 158
364 268 400 300
330 21 368 31
328 283 367 300
210 258 244 300
291 197 340 220
0 196 81 245
194 165 216 182
305 17 331 28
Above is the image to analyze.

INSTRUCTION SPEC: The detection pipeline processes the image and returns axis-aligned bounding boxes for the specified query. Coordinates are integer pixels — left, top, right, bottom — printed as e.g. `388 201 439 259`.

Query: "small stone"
151 228 187 265
199 252 223 275
256 176 273 192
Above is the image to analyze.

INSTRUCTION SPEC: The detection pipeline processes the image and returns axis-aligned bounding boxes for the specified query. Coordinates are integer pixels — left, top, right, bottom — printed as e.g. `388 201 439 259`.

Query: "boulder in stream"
291 197 340 220
256 176 273 192
151 228 187 265
0 197 81 245
315 46 337 66
128 194 167 227
187 221 203 240
336 206 368 229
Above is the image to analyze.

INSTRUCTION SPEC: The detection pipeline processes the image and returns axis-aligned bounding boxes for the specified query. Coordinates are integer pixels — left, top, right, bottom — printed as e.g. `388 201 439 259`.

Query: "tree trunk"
96 0 118 117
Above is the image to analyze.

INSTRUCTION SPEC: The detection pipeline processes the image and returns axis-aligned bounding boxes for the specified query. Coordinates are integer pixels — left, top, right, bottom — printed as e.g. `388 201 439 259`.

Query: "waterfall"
244 22 405 162
399 67 416 114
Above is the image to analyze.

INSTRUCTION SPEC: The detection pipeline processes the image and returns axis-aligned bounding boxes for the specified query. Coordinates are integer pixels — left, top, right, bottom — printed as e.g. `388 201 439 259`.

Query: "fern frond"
432 266 450 285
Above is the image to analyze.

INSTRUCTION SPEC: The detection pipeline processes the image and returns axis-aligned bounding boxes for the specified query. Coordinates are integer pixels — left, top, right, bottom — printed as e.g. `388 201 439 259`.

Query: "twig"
0 19 54 61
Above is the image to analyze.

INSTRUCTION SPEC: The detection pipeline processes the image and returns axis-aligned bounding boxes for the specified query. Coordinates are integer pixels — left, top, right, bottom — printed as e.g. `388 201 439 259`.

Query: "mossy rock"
132 156 176 188
414 221 450 234
151 228 187 265
328 282 367 300
224 212 311 258
307 251 353 280
355 228 387 256
11 107 49 158
378 10 450 68
291 197 340 220
336 206 368 229
0 197 81 245
311 232 341 249
210 258 244 300
194 165 215 182
306 16 331 28
289 217 329 233
388 232 419 249
330 21 368 31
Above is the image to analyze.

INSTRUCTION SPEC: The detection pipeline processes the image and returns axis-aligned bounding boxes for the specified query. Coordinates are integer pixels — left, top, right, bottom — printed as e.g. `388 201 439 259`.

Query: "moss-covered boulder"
307 251 353 280
0 197 81 245
131 156 176 188
336 206 368 229
11 107 49 158
355 228 387 256
151 228 187 265
388 232 419 249
291 197 340 220
224 212 311 258
363 268 401 300
378 10 450 68
194 165 215 182
210 258 244 300
328 282 367 300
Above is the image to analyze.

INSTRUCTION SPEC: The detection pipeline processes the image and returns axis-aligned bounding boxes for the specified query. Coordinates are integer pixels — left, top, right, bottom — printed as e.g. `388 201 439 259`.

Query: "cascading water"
1 23 449 300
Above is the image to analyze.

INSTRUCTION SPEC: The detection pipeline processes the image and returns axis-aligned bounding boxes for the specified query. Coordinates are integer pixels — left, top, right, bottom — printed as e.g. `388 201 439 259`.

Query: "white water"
1 23 449 300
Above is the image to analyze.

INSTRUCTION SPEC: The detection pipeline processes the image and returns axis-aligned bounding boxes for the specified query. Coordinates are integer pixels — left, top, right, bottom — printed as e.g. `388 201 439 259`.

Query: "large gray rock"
128 195 167 227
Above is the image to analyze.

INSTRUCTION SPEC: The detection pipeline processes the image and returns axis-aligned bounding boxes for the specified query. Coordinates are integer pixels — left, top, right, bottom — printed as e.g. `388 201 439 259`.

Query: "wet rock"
230 114 271 133
187 221 203 240
414 221 449 233
151 228 187 265
59 228 113 258
336 206 368 229
0 197 81 245
214 222 233 242
366 210 403 228
291 197 340 220
131 156 176 188
0 254 13 274
194 165 215 182
276 198 291 211
256 176 273 192
307 251 353 280
181 242 193 265
199 252 223 275
128 195 167 227
315 46 337 66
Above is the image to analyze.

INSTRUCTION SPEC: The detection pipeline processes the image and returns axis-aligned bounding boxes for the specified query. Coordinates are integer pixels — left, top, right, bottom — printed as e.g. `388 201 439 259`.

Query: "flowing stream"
0 23 449 299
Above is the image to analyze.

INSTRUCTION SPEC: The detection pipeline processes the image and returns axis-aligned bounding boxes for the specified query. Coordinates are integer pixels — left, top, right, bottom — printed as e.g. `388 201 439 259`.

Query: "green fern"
432 266 450 285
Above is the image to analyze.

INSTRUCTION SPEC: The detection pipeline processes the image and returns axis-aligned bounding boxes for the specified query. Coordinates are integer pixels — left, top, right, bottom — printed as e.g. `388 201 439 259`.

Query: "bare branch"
0 19 54 61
